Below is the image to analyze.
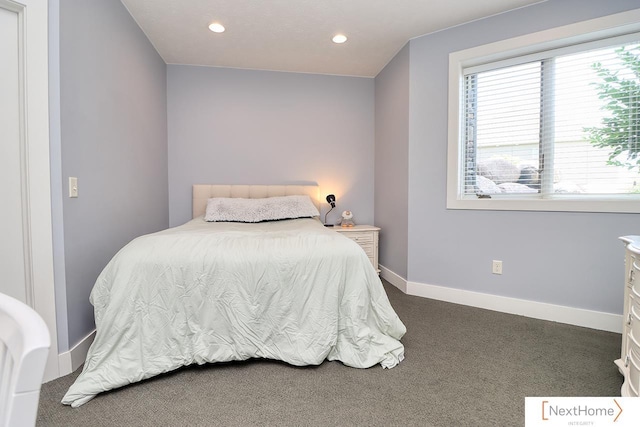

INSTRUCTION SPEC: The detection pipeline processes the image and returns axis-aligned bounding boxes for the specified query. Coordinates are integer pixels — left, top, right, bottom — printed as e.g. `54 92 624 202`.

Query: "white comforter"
62 217 406 407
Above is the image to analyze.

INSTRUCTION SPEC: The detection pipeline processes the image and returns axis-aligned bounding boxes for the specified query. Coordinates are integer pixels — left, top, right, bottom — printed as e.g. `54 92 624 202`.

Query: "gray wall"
374 45 410 278
56 0 169 348
167 65 375 227
404 0 640 314
49 0 639 354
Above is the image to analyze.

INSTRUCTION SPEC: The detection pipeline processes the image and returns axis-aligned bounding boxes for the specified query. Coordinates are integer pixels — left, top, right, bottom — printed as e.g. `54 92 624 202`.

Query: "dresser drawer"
629 332 640 397
630 355 640 397
631 289 640 340
623 295 638 333
631 258 640 287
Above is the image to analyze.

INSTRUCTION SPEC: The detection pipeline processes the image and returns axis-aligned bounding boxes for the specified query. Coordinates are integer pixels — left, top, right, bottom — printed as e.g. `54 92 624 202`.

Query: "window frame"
447 9 640 213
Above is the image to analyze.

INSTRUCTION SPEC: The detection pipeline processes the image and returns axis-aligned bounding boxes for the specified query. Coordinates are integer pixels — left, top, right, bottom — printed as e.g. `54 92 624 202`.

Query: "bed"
62 185 406 407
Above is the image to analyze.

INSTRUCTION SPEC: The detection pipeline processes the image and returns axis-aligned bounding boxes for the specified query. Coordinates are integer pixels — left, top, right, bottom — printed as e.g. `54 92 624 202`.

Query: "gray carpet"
37 281 623 426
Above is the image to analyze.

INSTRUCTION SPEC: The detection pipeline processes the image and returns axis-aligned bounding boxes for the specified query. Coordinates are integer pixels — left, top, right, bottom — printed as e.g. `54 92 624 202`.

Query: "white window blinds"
462 39 640 198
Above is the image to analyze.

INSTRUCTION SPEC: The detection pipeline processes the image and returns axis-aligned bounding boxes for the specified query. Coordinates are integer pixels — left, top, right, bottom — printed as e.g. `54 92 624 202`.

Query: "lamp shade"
326 194 336 208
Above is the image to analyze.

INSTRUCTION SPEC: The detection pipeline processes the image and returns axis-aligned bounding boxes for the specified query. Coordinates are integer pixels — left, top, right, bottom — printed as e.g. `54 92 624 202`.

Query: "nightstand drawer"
342 231 373 245
332 225 380 274
358 242 374 258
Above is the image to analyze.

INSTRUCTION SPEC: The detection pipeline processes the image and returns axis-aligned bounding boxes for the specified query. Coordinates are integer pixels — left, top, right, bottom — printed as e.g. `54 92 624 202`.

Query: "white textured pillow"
204 195 320 223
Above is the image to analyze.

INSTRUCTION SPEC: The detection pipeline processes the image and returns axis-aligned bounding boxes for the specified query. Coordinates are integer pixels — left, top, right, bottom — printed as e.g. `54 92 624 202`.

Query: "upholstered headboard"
192 184 321 219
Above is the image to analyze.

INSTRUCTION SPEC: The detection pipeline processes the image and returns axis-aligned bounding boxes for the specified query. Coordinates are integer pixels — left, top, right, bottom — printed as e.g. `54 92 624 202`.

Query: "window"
447 10 640 213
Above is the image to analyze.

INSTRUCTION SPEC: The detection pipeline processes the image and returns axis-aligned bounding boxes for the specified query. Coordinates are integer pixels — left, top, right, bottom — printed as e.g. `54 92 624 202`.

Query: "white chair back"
0 293 50 427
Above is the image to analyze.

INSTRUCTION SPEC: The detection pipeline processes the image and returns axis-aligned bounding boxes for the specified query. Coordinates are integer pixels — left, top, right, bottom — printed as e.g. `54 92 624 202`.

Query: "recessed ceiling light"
208 23 225 33
332 34 347 44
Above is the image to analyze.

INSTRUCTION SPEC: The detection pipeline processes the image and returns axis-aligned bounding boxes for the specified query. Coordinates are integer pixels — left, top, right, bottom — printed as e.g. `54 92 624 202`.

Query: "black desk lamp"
324 194 336 227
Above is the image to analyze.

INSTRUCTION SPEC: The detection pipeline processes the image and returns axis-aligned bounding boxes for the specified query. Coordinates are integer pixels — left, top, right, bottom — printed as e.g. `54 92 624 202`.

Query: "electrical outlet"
492 260 503 275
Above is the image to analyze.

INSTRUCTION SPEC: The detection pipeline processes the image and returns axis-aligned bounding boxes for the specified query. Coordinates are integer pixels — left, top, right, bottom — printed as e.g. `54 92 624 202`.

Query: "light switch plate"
69 177 78 198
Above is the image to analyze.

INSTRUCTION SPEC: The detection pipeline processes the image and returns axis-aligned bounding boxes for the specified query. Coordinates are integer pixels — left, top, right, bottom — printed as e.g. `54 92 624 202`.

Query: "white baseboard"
379 265 622 333
379 264 407 293
58 329 95 376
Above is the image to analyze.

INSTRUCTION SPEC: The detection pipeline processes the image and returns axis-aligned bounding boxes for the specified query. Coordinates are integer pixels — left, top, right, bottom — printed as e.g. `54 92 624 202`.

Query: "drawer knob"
630 269 635 283
629 313 633 326
625 355 630 368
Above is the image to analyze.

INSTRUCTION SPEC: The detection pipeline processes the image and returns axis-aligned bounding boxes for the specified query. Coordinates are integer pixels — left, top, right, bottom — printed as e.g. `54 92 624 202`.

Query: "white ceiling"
121 0 544 77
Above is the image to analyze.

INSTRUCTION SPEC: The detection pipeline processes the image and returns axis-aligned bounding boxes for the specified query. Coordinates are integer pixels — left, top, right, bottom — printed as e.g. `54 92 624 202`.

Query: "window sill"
446 195 640 213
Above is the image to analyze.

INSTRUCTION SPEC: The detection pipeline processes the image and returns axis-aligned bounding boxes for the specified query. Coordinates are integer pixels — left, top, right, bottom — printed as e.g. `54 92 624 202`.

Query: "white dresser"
616 236 640 397
332 225 380 274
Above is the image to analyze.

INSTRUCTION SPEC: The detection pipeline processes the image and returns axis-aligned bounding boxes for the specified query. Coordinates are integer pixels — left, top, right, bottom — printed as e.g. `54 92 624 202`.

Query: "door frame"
2 0 60 382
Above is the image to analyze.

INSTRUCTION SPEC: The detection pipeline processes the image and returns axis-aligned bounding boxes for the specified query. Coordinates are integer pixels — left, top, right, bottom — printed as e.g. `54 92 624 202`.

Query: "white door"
0 0 60 382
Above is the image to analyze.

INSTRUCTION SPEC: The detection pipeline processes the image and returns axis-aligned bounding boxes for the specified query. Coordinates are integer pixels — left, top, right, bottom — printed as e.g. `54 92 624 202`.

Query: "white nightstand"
332 225 380 274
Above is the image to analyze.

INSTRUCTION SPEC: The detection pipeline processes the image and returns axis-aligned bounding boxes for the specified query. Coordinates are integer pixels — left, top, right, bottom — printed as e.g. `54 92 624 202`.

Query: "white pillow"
204 195 320 223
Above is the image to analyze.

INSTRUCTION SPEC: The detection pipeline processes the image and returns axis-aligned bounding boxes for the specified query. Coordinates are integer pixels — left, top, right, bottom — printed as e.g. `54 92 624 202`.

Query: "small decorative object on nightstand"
340 210 354 227
333 225 380 274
